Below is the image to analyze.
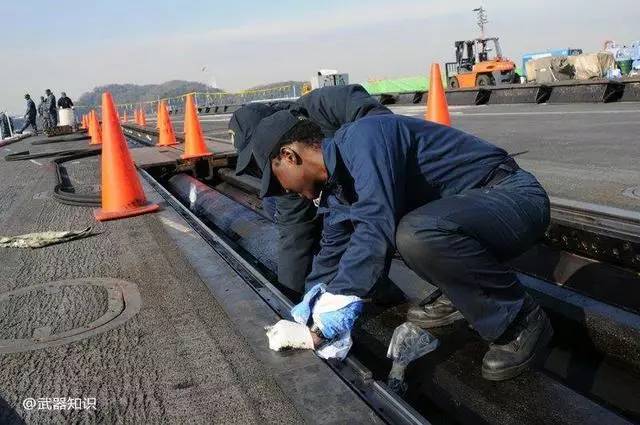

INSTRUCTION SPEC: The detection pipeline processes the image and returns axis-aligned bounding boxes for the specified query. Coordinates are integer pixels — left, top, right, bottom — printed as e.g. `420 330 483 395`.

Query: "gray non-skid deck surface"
0 135 306 424
156 102 640 211
391 102 640 211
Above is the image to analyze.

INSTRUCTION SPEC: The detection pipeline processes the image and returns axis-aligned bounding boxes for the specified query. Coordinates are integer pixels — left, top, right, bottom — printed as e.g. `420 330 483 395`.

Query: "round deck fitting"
622 186 640 200
0 278 141 354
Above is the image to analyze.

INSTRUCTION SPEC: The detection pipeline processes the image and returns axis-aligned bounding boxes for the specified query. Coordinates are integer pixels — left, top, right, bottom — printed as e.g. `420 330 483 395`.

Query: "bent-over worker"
230 84 391 298
260 112 553 381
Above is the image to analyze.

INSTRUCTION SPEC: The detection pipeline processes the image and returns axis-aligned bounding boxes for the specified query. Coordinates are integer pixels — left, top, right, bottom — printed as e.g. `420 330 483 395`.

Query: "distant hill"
77 80 222 108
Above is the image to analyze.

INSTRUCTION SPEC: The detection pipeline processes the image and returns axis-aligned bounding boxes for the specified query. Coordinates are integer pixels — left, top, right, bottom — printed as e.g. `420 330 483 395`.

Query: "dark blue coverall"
18 99 38 133
57 96 73 109
273 85 392 293
233 85 391 294
305 114 550 341
46 94 57 126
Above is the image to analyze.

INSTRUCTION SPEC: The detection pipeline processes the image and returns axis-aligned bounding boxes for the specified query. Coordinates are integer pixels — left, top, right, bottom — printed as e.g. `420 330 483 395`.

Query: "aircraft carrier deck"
0 100 638 424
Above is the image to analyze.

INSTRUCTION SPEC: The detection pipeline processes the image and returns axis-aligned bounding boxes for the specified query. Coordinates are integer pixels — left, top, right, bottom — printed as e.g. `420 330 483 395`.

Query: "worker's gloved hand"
265 320 314 352
312 292 364 340
291 283 326 325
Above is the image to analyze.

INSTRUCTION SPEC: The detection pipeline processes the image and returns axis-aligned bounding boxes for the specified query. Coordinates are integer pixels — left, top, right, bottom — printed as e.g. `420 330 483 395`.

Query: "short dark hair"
280 119 323 148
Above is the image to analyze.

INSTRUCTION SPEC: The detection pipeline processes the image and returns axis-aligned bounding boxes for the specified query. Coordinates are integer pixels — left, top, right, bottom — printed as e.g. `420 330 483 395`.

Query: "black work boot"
482 295 553 381
407 293 465 328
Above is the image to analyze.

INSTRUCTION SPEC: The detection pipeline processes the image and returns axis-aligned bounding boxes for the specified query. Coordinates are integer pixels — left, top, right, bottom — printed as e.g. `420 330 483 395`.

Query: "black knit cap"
252 110 304 197
229 103 277 175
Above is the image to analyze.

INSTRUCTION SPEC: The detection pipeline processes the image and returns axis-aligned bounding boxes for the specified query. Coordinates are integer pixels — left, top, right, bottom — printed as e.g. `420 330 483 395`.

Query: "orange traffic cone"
157 100 178 147
156 102 161 129
94 92 159 221
81 114 87 130
134 109 140 125
139 108 147 127
425 63 451 126
181 94 212 160
87 114 92 136
123 111 128 123
89 110 102 145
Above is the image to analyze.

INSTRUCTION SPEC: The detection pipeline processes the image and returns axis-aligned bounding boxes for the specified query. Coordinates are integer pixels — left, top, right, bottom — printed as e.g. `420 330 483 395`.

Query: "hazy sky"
1 0 638 113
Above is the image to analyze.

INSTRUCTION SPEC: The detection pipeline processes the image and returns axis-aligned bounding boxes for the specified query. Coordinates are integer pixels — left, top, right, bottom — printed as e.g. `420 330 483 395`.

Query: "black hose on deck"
31 134 90 145
4 148 102 207
4 149 88 161
52 148 102 207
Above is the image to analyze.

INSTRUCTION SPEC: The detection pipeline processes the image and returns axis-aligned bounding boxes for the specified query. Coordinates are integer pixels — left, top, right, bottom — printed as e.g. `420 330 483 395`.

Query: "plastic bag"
387 322 439 366
386 322 439 395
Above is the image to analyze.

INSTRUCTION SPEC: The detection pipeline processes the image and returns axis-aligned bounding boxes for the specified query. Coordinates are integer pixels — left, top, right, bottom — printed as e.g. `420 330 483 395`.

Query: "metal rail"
139 168 430 425
550 196 640 238
547 197 640 271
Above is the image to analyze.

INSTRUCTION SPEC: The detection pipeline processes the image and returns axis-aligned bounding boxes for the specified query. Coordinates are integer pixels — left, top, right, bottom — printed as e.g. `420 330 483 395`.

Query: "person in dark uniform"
17 94 38 134
229 84 391 297
45 89 57 127
254 111 553 381
57 92 74 109
38 96 49 130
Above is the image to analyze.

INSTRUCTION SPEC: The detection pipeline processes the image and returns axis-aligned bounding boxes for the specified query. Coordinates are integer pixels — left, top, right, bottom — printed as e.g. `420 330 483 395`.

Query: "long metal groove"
139 168 429 425
549 196 640 242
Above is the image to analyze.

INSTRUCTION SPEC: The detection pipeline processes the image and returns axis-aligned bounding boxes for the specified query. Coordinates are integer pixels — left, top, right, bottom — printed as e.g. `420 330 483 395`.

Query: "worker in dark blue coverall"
17 94 38 134
254 111 554 380
229 84 391 297
45 89 57 127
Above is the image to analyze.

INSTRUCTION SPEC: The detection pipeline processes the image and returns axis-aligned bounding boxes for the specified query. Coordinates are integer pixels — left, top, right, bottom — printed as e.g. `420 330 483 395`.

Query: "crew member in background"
37 96 47 129
229 84 391 299
57 92 73 109
259 111 553 381
45 89 57 127
16 94 38 134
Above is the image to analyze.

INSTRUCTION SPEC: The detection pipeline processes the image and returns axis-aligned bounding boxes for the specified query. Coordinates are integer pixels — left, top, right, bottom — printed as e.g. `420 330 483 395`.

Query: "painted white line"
391 105 478 111
30 159 42 166
456 110 640 117
171 116 233 124
4 148 12 152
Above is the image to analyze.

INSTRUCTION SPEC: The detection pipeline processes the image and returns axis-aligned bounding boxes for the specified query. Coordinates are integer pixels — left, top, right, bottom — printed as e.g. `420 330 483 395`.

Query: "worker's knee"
396 215 455 269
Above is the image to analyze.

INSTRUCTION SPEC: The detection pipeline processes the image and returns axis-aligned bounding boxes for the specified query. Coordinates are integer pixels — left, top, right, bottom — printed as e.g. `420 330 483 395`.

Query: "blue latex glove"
291 283 326 325
312 293 364 340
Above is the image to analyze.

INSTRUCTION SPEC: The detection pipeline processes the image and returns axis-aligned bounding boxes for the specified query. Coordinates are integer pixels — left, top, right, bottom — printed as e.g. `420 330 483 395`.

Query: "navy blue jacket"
45 94 57 115
24 99 37 119
305 114 511 297
295 84 391 137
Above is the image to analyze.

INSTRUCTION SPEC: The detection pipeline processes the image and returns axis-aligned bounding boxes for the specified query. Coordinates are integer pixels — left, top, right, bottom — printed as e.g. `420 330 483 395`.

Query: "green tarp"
361 68 527 94
362 76 429 94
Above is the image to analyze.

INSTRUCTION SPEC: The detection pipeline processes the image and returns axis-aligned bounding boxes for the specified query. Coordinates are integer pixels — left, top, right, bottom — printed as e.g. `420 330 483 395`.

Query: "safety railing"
75 84 300 115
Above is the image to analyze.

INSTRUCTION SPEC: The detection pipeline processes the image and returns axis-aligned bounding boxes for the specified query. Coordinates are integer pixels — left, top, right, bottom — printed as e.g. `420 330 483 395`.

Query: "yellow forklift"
444 7 519 88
